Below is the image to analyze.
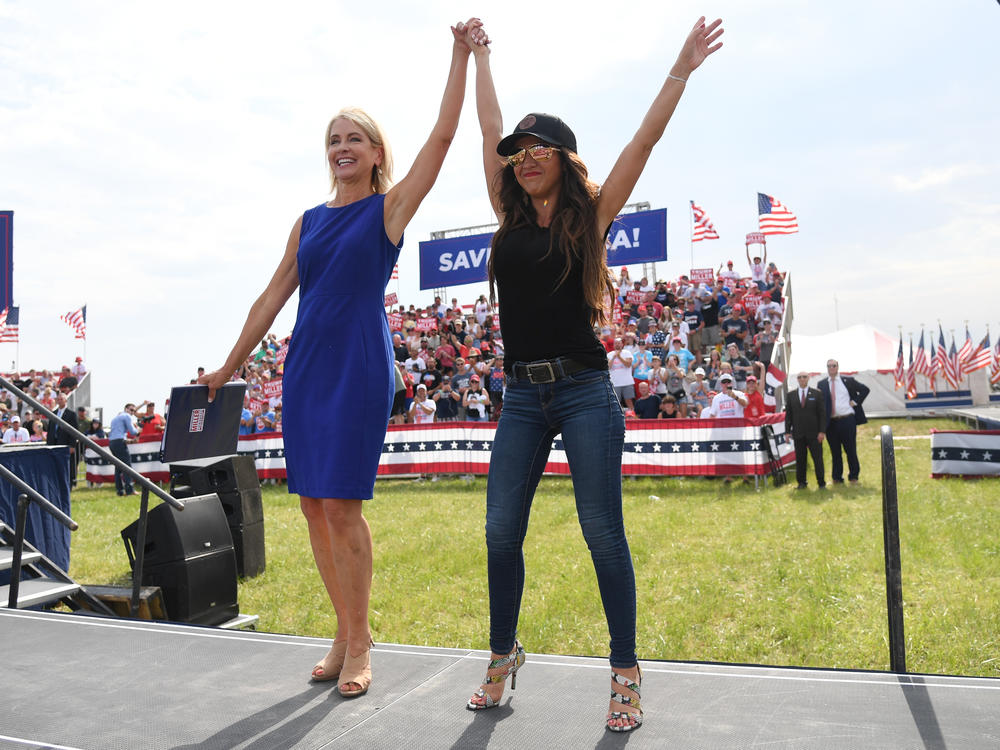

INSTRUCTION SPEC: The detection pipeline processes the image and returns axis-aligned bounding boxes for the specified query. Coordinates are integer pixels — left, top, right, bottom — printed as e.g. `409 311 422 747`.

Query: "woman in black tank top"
457 18 725 732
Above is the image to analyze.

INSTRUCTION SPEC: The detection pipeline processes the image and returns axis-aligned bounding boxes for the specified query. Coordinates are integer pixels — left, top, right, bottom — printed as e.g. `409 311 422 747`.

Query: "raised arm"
464 25 504 218
596 17 724 231
199 217 302 401
383 20 485 245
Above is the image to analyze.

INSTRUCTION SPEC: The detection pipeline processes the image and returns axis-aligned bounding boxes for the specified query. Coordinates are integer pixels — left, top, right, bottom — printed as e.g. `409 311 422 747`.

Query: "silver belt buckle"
526 361 557 384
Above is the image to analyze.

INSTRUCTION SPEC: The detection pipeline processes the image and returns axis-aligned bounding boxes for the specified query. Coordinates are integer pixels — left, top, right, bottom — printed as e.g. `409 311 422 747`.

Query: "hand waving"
676 16 724 77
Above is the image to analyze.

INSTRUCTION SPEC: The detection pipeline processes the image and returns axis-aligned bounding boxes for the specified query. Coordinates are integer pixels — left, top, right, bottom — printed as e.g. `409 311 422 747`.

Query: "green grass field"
65 417 999 677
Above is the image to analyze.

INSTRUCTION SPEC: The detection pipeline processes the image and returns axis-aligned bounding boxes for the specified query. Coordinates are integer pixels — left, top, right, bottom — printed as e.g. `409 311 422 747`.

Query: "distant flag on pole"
0 306 19 343
957 326 974 372
893 334 905 389
905 336 918 399
391 263 399 281
914 330 929 377
991 336 1000 386
966 331 991 374
690 201 720 242
61 304 86 340
757 193 799 235
943 335 962 390
934 325 950 380
763 363 786 410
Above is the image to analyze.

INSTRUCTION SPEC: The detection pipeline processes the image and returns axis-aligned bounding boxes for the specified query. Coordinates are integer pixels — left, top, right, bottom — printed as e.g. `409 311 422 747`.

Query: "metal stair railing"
0 375 185 618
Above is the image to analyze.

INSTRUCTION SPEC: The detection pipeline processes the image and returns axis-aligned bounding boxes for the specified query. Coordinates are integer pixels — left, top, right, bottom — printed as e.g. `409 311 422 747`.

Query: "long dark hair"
487 149 615 326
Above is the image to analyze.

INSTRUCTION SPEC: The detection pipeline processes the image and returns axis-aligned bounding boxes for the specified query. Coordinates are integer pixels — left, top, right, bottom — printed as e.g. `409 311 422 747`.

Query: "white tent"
786 323 899 375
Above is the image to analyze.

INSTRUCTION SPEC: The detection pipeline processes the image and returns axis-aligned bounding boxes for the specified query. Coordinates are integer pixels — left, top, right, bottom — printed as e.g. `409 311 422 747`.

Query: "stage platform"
2 609 998 749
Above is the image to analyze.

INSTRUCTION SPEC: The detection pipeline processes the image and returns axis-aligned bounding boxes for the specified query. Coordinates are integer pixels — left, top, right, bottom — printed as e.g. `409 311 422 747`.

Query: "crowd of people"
384 256 785 424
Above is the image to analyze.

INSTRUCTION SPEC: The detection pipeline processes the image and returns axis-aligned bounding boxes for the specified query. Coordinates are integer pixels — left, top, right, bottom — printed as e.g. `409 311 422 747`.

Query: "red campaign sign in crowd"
689 268 715 285
414 317 438 333
387 312 404 330
384 292 398 307
262 378 282 400
741 293 763 314
625 289 644 306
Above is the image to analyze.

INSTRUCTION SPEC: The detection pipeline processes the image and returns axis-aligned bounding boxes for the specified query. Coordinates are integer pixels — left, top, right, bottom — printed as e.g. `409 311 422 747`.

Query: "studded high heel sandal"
466 641 526 710
606 665 643 732
338 639 374 698
311 639 348 682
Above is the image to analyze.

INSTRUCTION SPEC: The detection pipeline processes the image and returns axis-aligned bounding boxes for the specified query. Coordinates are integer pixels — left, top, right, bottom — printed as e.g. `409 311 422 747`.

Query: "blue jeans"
485 367 636 668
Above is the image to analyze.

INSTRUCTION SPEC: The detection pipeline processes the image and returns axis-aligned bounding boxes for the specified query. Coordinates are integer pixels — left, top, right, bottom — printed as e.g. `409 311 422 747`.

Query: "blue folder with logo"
159 382 247 463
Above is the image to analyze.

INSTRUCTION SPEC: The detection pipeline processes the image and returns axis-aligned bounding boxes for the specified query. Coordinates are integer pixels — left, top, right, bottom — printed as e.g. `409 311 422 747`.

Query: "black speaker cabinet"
177 455 260 496
121 494 239 625
231 520 266 578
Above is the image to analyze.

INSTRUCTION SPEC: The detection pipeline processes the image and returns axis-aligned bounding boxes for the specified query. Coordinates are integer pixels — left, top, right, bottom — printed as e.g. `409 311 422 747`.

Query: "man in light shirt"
705 373 748 419
2 415 30 444
817 359 870 484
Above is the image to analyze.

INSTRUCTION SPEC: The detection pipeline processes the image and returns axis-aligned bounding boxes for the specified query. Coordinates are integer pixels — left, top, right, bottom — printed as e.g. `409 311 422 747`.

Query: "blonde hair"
325 107 393 196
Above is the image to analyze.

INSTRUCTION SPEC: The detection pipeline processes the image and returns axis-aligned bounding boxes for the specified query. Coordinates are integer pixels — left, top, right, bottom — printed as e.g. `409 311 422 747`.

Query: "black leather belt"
510 358 589 384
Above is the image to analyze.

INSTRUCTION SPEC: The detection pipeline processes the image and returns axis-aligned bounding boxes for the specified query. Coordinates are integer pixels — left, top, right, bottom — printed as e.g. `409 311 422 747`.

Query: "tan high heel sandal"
338 639 374 698
311 639 348 682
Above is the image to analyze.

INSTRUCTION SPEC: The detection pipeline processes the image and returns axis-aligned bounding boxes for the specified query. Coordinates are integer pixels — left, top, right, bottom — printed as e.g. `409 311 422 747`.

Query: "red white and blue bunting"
85 415 792 485
930 429 1000 478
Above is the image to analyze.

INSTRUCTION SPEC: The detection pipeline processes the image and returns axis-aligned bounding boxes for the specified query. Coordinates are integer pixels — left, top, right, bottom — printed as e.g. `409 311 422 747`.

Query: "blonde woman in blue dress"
202 19 488 699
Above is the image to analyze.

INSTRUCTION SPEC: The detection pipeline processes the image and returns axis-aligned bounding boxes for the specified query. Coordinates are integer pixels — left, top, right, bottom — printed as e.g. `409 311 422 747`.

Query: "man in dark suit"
785 372 827 489
47 392 80 486
817 359 870 484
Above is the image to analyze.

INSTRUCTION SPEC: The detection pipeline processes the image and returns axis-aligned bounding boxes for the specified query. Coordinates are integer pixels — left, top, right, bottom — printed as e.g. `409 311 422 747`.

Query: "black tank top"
492 223 608 374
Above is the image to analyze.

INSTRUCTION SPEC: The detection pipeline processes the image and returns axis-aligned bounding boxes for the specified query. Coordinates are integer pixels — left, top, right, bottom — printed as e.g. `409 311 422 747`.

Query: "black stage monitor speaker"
169 455 266 578
121 494 239 625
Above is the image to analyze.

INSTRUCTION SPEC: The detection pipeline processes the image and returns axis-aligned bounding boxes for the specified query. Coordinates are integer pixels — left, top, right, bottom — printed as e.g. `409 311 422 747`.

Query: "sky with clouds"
1 0 998 412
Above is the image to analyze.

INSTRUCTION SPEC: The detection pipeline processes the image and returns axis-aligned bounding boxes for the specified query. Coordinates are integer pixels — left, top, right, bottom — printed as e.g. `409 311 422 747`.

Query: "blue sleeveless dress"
282 193 401 499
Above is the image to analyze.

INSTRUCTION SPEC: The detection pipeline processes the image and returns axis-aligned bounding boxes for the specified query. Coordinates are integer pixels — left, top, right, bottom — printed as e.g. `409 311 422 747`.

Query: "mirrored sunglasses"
506 143 560 167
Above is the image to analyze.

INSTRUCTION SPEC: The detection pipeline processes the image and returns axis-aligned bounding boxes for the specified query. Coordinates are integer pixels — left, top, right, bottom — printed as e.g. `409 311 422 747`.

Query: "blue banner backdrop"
0 211 12 311
418 208 667 290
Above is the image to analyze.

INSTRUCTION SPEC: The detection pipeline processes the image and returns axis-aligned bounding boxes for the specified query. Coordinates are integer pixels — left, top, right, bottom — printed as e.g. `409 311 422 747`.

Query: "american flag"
391 264 399 281
893 334 905 389
905 335 918 400
965 332 991 374
934 327 950 379
61 304 86 339
992 336 1000 386
942 336 962 390
757 193 799 235
0 306 19 343
690 201 720 242
763 362 786 409
914 330 930 377
957 326 974 373
927 337 939 393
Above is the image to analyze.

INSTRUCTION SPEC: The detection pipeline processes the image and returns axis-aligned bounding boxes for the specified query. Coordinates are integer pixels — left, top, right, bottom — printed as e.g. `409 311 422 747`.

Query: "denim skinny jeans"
485 366 637 668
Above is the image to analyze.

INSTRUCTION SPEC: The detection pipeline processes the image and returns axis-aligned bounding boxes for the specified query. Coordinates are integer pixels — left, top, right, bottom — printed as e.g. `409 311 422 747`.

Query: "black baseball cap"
497 113 577 156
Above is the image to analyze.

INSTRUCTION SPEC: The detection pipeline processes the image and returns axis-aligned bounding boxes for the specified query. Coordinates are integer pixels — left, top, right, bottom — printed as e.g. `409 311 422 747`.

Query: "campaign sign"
605 208 668 267
418 231 494 290
387 312 404 330
415 317 437 332
741 293 763 314
690 268 715 285
418 208 667 290
262 379 283 400
384 292 398 306
625 289 644 306
746 232 766 246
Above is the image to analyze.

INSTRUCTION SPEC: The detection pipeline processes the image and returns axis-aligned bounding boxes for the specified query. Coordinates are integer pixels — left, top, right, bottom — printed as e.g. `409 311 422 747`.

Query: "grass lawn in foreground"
65 417 999 677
